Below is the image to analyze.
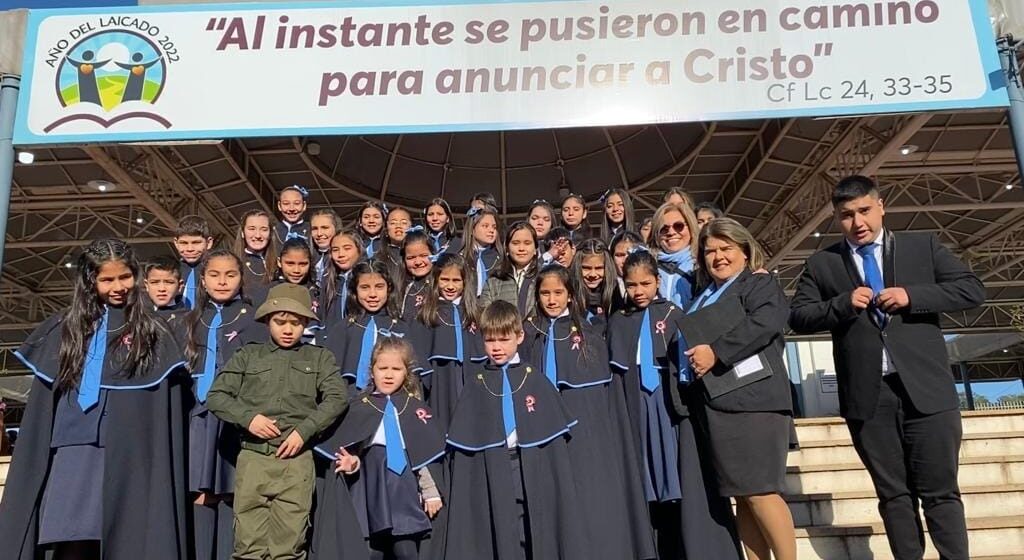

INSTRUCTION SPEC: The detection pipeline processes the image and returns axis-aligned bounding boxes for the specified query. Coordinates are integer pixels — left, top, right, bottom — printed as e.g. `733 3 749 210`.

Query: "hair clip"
428 253 441 263
405 225 424 234
380 202 390 215
466 206 483 218
627 244 650 256
531 199 548 205
598 189 612 203
283 185 309 199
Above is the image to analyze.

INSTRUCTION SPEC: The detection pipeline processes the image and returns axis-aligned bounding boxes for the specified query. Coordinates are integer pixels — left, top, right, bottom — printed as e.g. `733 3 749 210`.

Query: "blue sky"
958 379 1024 402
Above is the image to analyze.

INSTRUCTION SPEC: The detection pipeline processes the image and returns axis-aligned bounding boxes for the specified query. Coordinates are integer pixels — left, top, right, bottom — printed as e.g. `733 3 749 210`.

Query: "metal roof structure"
0 108 1022 376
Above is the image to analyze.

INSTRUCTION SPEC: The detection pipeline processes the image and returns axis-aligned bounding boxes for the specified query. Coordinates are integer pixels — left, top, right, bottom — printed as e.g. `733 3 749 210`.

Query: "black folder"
675 296 775 399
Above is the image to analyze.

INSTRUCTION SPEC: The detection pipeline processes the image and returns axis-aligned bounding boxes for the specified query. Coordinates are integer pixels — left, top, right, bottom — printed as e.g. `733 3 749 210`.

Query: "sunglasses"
658 221 688 237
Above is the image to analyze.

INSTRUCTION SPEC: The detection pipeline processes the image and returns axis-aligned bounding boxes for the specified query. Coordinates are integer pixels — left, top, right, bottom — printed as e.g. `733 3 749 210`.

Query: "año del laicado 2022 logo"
44 18 178 133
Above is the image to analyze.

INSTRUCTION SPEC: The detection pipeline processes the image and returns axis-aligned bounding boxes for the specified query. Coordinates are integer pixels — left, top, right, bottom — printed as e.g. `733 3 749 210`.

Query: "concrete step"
797 515 1023 560
795 410 1024 443
788 431 1024 467
786 455 1024 495
787 484 1024 527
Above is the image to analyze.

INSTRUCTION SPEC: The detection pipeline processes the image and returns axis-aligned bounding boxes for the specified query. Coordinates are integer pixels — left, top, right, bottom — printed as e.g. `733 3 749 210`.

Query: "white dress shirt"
846 229 895 375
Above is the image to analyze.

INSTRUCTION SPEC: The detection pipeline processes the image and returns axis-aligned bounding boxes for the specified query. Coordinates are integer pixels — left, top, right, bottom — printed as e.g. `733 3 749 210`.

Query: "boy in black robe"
443 301 589 560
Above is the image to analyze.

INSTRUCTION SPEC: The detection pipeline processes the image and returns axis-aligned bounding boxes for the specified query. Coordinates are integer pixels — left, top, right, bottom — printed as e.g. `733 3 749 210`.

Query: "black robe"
524 316 656 559
399 277 430 324
241 251 273 308
314 393 446 540
444 360 590 560
320 313 431 395
274 219 310 245
0 310 190 560
421 300 485 430
607 302 742 560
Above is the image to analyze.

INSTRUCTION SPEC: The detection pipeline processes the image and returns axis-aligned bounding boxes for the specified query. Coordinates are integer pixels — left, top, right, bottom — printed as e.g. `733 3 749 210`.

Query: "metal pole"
999 36 1024 180
0 74 21 280
958 362 975 411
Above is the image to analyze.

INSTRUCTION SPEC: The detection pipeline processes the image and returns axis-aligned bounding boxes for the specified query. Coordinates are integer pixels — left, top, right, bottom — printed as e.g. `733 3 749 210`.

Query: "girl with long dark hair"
0 239 189 560
233 209 278 307
480 221 539 317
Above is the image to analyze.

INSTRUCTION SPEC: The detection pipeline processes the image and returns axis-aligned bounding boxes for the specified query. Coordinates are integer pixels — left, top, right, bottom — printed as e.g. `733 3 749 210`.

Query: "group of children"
0 183 781 560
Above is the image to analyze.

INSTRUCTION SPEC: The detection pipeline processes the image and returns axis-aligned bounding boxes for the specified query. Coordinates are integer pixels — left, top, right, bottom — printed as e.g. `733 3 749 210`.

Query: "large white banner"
14 0 1008 145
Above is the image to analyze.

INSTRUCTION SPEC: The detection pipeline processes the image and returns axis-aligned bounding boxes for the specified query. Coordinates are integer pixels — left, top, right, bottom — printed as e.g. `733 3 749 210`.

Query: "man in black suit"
790 176 985 560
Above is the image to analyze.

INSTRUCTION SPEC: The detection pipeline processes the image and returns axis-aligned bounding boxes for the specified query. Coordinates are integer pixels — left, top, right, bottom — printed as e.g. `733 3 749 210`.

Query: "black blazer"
789 231 985 420
697 270 793 414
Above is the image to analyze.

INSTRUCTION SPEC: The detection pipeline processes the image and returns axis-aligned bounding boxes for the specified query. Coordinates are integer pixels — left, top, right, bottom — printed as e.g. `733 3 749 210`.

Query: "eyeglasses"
658 221 688 237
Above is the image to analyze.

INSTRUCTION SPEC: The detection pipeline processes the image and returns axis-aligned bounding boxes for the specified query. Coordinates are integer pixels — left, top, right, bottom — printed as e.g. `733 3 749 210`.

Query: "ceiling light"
87 180 115 192
812 232 822 238
63 262 73 269
1006 184 1016 190
1003 349 1010 353
899 145 918 156
16 151 34 164
771 268 779 274
306 141 321 156
135 217 145 224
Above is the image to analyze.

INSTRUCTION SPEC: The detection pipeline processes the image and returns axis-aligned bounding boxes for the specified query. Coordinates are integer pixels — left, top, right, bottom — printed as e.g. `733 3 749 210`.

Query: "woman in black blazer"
684 218 796 560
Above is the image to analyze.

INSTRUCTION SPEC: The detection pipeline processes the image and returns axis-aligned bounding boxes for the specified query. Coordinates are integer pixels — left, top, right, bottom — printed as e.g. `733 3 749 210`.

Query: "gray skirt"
704 408 791 497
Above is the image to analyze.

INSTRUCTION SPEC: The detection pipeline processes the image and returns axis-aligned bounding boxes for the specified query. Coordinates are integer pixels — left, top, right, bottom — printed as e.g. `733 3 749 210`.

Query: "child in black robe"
460 205 502 297
398 229 435 324
319 228 364 333
274 185 311 245
145 256 185 321
607 249 742 560
321 260 431 397
357 201 388 260
422 198 462 255
233 209 278 308
315 337 445 560
444 301 588 560
569 239 618 337
0 239 189 560
175 214 214 310
523 264 656 560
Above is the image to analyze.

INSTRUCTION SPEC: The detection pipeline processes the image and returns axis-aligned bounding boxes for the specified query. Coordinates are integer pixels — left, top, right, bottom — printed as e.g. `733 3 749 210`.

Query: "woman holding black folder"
683 218 796 560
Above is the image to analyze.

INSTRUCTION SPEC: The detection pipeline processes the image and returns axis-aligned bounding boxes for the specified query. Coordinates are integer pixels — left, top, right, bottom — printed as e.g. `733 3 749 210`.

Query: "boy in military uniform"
207 283 348 560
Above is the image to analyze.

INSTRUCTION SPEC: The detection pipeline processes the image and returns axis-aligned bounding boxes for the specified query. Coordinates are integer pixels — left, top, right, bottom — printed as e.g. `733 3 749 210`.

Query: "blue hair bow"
628 244 651 256
284 185 309 199
380 202 390 216
466 206 483 218
599 189 613 203
405 225 425 235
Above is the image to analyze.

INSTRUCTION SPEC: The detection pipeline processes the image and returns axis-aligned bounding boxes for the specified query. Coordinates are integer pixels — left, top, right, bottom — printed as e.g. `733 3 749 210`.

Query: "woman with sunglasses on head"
651 203 701 308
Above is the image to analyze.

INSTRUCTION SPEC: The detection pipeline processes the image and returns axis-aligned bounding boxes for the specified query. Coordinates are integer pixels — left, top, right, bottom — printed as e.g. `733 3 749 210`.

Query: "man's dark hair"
832 175 880 206
175 214 211 239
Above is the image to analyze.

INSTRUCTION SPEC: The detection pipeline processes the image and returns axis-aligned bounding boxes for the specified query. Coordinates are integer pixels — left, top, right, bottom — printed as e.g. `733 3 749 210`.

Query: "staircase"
789 410 1024 559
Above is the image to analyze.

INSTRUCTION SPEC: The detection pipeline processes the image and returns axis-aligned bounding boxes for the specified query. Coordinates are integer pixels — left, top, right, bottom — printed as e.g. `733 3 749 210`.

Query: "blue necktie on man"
383 396 407 474
857 244 887 326
78 308 109 411
197 305 223 402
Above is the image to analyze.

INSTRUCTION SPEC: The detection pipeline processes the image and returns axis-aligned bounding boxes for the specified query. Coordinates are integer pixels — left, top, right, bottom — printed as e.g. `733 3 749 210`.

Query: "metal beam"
82 146 178 229
765 113 932 269
6 237 173 249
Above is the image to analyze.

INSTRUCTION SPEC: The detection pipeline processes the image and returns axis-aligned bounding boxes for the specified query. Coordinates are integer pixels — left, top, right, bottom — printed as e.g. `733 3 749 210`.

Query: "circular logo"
56 29 166 112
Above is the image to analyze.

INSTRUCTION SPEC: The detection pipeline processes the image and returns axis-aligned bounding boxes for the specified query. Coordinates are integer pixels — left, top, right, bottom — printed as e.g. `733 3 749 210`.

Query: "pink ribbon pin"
571 335 581 351
655 320 666 334
226 330 238 342
121 333 133 347
525 395 536 412
416 408 432 424
415 294 424 307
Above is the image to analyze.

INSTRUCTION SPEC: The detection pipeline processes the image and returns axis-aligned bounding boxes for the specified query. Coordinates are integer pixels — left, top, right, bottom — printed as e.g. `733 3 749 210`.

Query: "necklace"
200 305 249 328
477 366 531 396
362 391 412 415
526 318 576 341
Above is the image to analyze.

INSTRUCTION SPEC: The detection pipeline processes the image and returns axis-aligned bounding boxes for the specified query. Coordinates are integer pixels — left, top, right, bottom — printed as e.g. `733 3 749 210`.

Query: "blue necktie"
501 366 516 438
337 273 349 320
79 309 108 411
197 305 223 402
356 317 376 389
452 305 464 362
366 239 376 259
183 267 196 309
476 249 487 296
383 396 407 475
430 232 443 253
639 309 659 392
545 320 558 386
857 245 887 326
